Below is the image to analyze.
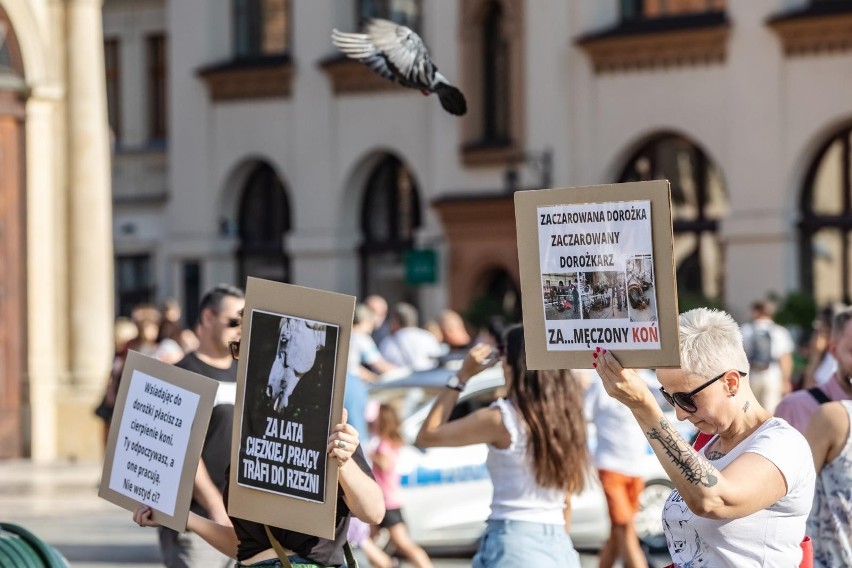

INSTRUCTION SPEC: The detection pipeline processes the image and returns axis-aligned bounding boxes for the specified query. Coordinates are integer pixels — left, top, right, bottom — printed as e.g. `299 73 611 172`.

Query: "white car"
369 362 693 553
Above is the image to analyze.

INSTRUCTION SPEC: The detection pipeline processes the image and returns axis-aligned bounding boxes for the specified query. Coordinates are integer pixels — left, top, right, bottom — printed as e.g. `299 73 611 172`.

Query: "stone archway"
0 4 26 458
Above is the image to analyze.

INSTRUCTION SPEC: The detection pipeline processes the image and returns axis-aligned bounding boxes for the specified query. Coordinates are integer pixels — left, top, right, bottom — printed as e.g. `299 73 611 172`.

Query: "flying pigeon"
331 18 468 116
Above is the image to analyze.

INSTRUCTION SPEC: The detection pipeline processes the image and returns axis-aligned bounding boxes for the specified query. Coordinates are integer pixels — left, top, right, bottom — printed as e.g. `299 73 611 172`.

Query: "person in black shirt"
158 284 245 568
136 408 384 567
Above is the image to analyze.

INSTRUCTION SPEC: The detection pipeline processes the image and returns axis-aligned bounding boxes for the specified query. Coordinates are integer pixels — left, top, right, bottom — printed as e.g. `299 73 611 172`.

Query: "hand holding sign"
592 346 656 411
98 352 218 533
327 408 359 467
133 505 158 528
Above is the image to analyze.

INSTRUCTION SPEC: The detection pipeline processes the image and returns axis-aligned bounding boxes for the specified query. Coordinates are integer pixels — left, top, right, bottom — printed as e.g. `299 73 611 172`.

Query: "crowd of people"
113 284 852 568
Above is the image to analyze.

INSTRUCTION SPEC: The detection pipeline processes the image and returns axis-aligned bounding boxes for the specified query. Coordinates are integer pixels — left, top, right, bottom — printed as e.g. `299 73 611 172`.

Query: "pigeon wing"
331 28 395 81
365 19 435 90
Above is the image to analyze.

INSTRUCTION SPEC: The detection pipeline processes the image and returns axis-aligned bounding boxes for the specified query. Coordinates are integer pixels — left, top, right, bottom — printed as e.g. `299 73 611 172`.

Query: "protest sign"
515 180 680 370
228 277 355 540
98 351 218 532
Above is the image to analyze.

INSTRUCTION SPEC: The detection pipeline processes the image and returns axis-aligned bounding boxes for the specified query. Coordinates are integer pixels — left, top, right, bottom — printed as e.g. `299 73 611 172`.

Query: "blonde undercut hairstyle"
678 308 750 378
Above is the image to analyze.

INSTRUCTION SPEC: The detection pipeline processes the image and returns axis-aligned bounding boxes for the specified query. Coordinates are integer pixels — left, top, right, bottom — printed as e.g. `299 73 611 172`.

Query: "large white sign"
108 371 200 516
536 199 660 351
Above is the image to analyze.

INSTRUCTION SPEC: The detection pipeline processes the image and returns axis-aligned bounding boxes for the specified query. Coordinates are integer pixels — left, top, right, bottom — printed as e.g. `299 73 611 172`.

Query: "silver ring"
337 440 346 450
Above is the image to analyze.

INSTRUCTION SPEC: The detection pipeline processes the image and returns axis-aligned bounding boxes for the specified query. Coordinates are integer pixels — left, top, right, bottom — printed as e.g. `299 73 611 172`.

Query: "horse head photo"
266 316 328 413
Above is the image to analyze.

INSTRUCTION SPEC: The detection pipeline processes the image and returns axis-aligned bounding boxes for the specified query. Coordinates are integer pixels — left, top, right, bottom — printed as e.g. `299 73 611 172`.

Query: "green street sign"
405 249 438 285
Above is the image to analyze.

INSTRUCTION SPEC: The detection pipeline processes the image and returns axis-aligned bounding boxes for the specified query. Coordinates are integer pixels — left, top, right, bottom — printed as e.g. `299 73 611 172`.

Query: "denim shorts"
235 557 347 568
472 519 581 568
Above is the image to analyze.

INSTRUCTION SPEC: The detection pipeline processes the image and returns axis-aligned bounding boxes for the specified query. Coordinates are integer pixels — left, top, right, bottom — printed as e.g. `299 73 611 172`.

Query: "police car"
369 363 691 552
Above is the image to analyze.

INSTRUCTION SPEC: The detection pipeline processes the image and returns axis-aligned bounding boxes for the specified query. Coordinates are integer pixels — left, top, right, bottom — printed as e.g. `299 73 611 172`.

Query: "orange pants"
598 469 644 526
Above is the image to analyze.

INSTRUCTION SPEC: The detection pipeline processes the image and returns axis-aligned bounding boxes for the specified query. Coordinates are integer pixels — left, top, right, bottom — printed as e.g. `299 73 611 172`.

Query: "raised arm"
414 343 509 449
594 348 787 520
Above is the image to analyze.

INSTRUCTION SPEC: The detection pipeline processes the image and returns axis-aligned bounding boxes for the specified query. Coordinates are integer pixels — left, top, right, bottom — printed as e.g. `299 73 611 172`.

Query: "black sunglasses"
660 370 747 413
229 340 240 360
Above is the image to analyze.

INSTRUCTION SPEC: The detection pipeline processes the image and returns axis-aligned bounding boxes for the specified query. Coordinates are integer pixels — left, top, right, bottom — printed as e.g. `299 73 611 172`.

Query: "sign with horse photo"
228 278 355 540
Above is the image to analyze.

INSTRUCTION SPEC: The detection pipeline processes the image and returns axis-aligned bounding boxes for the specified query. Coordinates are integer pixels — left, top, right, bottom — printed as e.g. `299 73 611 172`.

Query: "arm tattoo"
647 416 718 487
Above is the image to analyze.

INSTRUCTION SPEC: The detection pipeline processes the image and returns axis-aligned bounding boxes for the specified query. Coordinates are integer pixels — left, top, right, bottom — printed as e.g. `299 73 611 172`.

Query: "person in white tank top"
416 325 590 567
804 400 852 567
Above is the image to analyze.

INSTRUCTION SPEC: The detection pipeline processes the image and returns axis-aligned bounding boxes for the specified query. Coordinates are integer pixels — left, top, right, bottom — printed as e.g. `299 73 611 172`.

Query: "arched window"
618 134 729 302
800 125 852 305
237 163 291 283
482 0 510 145
359 155 422 304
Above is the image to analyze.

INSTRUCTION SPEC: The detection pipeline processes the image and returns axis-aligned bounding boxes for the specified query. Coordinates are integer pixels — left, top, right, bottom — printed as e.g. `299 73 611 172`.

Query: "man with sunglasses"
158 284 245 568
593 307 815 568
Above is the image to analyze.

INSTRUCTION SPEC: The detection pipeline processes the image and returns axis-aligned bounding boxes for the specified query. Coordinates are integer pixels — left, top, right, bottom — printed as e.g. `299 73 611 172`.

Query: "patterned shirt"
807 401 852 568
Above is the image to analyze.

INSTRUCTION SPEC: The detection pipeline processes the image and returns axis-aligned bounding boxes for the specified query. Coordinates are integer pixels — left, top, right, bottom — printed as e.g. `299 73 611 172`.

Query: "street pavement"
0 459 669 567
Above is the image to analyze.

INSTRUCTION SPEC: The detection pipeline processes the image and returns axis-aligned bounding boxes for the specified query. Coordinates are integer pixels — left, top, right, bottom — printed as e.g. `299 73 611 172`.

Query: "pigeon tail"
435 83 467 116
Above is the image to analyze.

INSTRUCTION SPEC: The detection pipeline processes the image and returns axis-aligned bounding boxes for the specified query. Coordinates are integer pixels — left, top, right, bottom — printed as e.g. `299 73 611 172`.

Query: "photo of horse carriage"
541 274 581 320
548 287 574 313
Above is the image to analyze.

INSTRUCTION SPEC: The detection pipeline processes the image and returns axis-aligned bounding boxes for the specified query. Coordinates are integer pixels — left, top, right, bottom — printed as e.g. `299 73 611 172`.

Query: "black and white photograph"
236 309 340 502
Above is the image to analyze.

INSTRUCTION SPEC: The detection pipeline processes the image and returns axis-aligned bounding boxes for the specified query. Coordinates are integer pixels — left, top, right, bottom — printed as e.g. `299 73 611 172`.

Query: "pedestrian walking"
416 325 588 567
584 377 648 568
371 403 432 568
157 284 244 568
593 308 815 567
740 300 795 412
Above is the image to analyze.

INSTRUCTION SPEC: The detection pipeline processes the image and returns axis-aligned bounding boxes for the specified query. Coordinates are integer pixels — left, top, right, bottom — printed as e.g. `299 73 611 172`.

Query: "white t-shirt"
379 327 442 371
585 379 648 477
741 320 795 379
662 418 815 568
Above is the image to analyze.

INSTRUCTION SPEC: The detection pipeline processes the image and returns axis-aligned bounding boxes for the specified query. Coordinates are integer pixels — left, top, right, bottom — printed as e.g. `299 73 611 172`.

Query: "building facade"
113 0 852 345
0 0 113 460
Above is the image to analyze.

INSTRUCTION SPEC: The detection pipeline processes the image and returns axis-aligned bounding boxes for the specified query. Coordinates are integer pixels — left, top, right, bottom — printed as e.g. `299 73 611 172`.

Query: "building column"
63 0 114 459
25 91 62 462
